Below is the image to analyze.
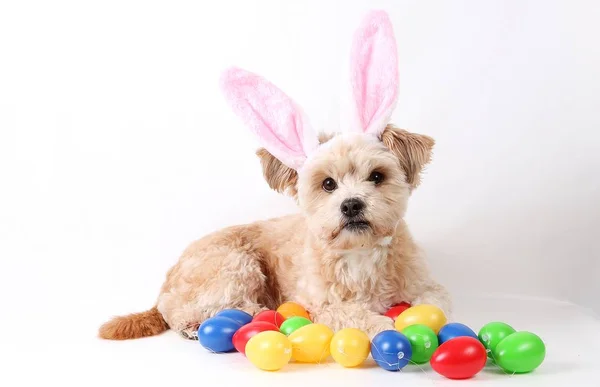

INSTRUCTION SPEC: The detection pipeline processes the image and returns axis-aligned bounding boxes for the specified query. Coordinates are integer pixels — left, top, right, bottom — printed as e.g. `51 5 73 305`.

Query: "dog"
99 10 451 341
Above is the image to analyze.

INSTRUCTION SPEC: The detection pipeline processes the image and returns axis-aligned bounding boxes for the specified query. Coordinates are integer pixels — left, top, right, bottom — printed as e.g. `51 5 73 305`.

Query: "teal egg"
492 331 546 373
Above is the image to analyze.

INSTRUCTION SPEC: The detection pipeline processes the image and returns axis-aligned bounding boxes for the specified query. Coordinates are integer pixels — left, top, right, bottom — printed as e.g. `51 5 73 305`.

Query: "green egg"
492 331 546 373
279 316 312 336
401 324 439 364
478 322 516 358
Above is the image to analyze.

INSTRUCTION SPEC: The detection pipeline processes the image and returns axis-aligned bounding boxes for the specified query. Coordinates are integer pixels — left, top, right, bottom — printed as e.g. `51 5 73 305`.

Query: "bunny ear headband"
220 10 399 171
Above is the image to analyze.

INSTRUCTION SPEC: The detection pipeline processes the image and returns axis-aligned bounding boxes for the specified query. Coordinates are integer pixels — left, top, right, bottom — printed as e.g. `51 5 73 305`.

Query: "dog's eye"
322 177 337 192
368 171 385 185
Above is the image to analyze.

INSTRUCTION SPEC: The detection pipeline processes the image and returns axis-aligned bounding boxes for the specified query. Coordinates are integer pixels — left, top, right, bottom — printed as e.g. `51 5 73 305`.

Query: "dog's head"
256 126 433 249
222 10 433 249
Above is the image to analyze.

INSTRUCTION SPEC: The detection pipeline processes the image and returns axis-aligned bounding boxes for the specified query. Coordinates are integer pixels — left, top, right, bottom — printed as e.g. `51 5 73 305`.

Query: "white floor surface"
6 295 600 387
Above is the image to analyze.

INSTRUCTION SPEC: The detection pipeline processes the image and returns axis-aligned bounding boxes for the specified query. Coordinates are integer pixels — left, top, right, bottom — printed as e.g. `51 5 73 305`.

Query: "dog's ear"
381 124 435 188
256 148 298 197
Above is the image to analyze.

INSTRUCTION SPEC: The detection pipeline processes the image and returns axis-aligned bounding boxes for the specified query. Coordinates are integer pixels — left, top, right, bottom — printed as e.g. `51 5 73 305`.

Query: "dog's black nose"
340 198 365 218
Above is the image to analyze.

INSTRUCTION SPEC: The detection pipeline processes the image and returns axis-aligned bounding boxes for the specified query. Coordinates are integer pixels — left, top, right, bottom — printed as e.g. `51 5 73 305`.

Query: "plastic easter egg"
253 310 286 327
277 302 311 320
245 331 292 371
394 304 447 333
232 321 280 355
216 309 253 326
330 328 371 368
198 316 242 353
384 302 412 320
401 324 438 364
280 316 312 336
492 331 545 373
371 330 413 371
438 322 478 345
430 336 487 379
478 322 516 357
288 323 334 363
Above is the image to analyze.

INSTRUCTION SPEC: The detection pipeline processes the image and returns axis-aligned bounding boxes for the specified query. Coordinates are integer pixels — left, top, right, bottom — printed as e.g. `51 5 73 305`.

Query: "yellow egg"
245 331 292 371
394 304 447 333
277 302 311 320
288 323 334 363
329 328 370 367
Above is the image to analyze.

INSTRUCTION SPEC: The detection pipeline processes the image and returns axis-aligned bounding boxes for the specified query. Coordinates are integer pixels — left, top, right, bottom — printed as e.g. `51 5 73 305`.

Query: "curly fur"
99 124 452 340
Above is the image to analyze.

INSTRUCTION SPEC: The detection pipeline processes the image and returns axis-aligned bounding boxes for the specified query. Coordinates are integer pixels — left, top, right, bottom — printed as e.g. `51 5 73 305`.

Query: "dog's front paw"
412 293 453 321
178 325 199 341
365 315 396 339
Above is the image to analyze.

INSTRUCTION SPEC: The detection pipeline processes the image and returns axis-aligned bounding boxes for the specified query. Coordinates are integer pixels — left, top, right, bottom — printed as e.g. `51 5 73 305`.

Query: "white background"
1 1 599 385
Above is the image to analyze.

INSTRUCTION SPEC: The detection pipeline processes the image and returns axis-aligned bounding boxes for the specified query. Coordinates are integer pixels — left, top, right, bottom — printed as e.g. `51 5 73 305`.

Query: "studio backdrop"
1 0 599 334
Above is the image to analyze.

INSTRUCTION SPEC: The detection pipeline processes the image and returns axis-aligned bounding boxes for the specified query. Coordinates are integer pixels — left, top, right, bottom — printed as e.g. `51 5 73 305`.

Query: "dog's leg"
175 302 267 340
310 303 395 339
400 253 454 320
410 282 453 319
156 243 272 340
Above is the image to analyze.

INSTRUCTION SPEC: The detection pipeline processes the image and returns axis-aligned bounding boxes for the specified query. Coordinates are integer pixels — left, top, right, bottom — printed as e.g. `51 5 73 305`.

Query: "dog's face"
257 125 434 250
297 133 408 249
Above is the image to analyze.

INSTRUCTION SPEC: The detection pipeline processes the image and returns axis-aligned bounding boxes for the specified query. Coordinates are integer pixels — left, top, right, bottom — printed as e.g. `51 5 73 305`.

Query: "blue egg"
370 330 413 371
216 309 253 326
198 316 242 353
438 322 478 345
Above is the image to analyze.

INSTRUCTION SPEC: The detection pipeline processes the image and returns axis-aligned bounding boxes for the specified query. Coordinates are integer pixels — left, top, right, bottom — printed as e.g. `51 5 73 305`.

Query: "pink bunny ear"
350 10 399 136
220 67 319 170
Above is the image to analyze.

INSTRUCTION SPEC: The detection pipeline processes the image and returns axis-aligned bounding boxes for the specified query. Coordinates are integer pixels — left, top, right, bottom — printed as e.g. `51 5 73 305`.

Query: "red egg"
430 337 487 379
232 321 280 355
252 310 286 327
384 302 411 320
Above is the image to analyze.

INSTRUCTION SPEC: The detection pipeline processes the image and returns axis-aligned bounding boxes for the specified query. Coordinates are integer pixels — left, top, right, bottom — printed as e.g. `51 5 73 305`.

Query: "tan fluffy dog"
99 10 451 341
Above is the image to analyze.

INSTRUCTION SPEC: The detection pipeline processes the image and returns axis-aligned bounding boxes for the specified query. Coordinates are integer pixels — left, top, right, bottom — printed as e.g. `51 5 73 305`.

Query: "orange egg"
277 302 311 320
